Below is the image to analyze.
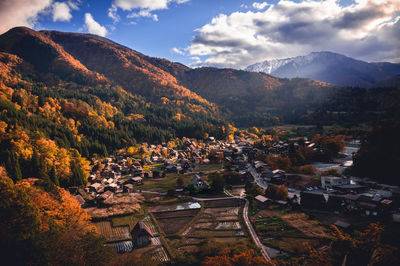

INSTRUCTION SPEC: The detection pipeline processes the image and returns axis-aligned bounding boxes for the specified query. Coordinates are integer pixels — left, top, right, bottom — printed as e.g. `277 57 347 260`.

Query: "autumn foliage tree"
202 247 270 266
291 223 400 266
264 155 292 171
0 170 112 265
312 134 346 161
265 184 288 201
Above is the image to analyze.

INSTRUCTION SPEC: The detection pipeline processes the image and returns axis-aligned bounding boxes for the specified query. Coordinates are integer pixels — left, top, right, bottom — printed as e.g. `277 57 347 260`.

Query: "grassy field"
143 163 164 172
254 217 303 237
193 163 223 173
141 173 195 192
111 207 146 230
263 237 323 254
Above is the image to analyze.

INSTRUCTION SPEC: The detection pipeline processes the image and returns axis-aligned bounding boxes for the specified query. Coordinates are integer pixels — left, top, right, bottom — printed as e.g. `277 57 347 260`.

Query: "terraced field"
165 198 251 256
94 221 131 242
250 204 330 255
152 208 200 235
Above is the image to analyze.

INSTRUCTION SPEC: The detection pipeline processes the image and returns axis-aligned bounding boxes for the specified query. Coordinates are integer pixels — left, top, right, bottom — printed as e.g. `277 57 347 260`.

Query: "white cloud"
127 9 158 21
111 0 189 22
171 47 185 55
114 0 168 11
186 0 400 68
252 2 268 10
84 13 108 37
52 2 72 22
189 56 202 66
0 0 53 34
108 4 120 23
67 0 80 10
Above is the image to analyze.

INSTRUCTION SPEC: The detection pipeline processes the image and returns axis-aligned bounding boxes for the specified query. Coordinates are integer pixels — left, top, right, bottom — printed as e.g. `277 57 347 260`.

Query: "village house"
123 184 134 193
104 183 118 193
321 176 350 188
255 195 270 207
89 182 103 194
75 194 86 207
333 220 352 231
131 221 154 248
96 190 114 206
189 175 209 190
127 176 143 186
285 174 320 190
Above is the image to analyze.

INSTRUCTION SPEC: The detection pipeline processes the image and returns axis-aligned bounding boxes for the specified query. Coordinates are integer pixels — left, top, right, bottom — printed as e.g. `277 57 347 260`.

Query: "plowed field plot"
216 216 239 221
282 213 329 238
215 221 241 230
177 245 199 253
204 207 240 217
183 238 204 245
153 209 199 219
251 208 330 238
254 217 303 237
142 216 159 236
194 222 214 229
263 237 323 254
149 202 201 212
157 216 194 235
191 230 241 237
250 206 330 255
204 198 242 208
95 221 131 242
212 237 249 244
149 246 169 262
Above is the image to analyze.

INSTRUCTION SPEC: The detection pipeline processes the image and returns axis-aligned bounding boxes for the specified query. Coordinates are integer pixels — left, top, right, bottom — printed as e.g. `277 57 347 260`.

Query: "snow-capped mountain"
245 51 400 87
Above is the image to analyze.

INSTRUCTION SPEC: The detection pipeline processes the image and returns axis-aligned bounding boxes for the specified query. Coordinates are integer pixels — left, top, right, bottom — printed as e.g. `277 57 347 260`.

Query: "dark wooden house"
131 221 153 248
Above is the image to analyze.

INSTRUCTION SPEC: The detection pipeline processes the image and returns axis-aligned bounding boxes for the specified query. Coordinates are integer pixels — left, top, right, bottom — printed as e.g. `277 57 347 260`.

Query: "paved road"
247 163 268 189
242 198 271 261
193 190 272 261
223 189 271 261
191 195 235 201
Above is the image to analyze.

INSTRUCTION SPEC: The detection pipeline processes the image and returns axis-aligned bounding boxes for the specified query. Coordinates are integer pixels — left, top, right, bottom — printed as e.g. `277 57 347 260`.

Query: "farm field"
160 198 251 257
192 163 223 173
250 204 331 255
140 173 196 192
94 221 131 242
157 216 197 235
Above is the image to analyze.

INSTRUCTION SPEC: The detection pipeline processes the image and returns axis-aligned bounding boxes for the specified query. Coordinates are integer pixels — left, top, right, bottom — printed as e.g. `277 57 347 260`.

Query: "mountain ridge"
245 51 400 87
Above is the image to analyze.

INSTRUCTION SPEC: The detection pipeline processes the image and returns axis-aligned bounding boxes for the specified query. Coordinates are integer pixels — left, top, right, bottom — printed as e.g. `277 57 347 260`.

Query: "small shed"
333 220 352 230
255 195 270 207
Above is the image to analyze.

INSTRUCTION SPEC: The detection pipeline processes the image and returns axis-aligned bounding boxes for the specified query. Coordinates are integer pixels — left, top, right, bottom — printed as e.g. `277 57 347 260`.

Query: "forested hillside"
0 27 226 186
1 27 399 187
0 169 111 265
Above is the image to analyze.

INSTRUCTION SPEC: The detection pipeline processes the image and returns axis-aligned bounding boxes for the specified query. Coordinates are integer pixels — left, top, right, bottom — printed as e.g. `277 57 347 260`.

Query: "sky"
0 0 399 68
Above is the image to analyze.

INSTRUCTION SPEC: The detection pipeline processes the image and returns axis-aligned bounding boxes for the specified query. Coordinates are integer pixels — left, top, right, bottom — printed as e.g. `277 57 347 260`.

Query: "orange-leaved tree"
0 169 112 265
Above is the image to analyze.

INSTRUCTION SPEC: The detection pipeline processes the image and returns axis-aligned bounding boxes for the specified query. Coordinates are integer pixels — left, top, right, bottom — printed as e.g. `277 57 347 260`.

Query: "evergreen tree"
49 165 59 186
31 151 40 177
6 152 22 182
38 157 49 180
71 161 85 186
101 144 109 157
